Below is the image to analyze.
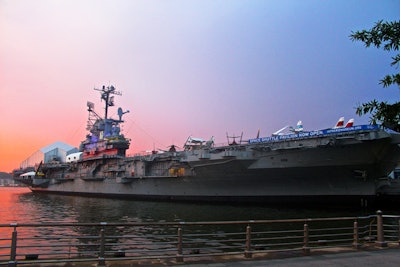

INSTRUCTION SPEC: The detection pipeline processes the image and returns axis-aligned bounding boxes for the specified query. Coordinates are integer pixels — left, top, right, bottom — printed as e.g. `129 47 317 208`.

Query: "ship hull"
30 165 378 206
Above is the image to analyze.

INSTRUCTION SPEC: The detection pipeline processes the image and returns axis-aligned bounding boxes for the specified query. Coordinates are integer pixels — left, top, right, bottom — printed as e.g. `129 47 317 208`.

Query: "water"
0 187 387 224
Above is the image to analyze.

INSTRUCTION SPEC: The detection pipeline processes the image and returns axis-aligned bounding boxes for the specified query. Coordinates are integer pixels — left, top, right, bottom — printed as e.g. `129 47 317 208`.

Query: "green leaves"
350 20 400 51
351 20 400 130
356 100 400 131
380 74 400 88
350 20 399 88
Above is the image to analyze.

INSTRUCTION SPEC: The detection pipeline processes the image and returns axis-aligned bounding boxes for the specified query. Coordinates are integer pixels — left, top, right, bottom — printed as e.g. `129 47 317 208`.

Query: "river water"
0 187 389 224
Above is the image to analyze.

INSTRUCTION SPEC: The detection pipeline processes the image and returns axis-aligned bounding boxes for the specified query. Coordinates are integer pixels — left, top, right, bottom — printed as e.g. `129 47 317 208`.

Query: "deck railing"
0 211 398 266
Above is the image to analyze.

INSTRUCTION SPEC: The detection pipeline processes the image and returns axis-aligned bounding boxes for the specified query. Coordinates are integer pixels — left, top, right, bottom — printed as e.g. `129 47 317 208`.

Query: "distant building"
19 141 78 169
0 172 16 186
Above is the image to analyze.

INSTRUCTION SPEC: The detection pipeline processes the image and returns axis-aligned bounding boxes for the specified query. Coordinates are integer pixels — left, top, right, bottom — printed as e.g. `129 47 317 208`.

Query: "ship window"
281 158 288 162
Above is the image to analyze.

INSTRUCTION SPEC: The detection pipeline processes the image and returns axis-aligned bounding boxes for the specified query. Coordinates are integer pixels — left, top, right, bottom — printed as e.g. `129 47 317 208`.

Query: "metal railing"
0 211 398 266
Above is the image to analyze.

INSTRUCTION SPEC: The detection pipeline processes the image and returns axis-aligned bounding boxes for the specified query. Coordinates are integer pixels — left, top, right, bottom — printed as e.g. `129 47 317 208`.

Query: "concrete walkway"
173 248 400 267
15 247 400 266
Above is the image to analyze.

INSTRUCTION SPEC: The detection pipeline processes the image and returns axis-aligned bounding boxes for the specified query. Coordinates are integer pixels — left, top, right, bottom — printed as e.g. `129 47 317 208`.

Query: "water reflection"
6 187 378 224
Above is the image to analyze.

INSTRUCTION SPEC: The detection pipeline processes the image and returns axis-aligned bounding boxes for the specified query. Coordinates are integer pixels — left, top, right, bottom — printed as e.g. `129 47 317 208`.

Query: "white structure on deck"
20 141 78 169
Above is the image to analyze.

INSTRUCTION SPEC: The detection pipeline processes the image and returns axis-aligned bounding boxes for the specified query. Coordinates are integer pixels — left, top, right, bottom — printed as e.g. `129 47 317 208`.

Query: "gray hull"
31 165 378 205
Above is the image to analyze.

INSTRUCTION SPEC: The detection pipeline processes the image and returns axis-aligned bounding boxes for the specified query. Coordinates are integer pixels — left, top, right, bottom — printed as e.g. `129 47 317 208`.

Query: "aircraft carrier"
15 85 400 206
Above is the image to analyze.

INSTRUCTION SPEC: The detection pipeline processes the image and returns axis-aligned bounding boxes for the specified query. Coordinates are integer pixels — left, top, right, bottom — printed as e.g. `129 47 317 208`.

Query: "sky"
0 0 399 172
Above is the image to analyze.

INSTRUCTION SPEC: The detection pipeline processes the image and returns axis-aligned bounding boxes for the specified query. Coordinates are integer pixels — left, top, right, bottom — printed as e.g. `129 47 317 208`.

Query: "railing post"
8 226 17 267
176 227 184 263
376 210 387 247
303 223 310 255
353 220 360 249
398 219 400 247
244 225 252 258
98 228 106 267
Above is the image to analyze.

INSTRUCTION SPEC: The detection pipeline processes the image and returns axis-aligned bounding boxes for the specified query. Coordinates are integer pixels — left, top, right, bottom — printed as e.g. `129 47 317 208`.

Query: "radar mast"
94 85 122 119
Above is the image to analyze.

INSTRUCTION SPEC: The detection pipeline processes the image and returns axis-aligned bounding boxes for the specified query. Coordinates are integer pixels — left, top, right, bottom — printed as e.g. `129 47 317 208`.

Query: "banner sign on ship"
248 125 380 144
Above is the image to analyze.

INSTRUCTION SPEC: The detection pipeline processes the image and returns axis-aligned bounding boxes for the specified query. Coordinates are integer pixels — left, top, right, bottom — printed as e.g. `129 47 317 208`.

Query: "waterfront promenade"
2 207 399 267
3 188 400 266
13 246 399 266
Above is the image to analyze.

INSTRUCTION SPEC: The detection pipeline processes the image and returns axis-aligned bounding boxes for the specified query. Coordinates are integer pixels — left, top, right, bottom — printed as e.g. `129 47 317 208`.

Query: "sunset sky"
1 0 399 172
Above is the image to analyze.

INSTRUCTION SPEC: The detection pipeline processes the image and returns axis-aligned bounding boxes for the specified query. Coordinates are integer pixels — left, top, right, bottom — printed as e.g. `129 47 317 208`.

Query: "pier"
0 211 399 266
